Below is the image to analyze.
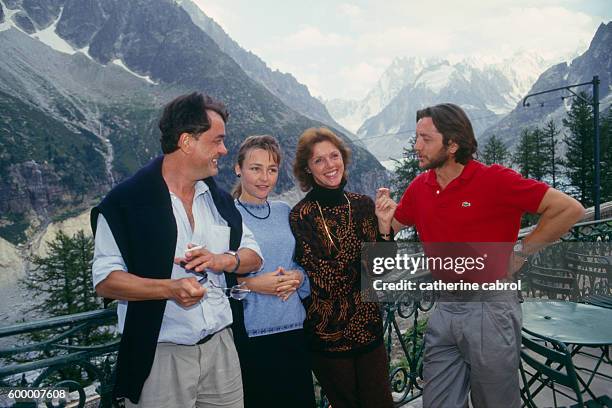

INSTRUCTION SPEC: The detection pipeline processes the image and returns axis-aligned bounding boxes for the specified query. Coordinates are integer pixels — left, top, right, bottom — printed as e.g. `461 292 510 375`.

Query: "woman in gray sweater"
232 135 315 408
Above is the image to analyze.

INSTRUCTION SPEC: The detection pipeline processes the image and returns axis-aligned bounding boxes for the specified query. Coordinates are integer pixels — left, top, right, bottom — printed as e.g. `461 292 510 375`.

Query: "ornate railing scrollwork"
0 308 119 408
1 218 610 407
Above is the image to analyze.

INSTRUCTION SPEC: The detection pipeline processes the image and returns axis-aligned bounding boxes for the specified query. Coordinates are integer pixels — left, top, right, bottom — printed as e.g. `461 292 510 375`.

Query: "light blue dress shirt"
92 180 262 345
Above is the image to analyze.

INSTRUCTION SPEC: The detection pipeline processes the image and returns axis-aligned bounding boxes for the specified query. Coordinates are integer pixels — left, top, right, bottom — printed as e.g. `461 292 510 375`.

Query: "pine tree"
389 142 421 242
599 107 612 203
24 230 101 317
17 230 112 385
530 127 548 181
513 127 550 182
542 120 561 188
513 128 536 178
390 144 421 201
481 134 509 166
563 93 594 206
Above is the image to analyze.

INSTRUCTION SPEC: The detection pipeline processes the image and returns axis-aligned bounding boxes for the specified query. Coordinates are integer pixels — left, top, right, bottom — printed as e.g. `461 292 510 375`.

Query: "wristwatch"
513 241 529 259
224 250 240 273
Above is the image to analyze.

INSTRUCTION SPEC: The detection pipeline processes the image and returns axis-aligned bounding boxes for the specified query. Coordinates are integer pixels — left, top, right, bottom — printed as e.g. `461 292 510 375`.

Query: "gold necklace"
315 194 352 252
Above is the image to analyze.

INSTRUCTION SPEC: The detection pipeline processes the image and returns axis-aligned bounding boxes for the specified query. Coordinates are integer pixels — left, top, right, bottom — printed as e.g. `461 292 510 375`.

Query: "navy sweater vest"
90 156 246 404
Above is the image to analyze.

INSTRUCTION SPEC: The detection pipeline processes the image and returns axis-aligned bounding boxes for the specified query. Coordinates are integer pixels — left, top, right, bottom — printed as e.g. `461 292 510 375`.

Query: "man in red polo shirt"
375 103 584 408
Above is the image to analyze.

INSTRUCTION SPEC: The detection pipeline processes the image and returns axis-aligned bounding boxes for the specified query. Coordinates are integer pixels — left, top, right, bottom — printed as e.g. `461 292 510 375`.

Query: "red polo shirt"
395 160 549 281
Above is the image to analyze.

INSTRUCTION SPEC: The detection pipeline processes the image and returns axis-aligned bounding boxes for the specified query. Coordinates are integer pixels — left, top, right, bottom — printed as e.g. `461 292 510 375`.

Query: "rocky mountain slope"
177 0 349 134
482 21 612 147
0 0 386 244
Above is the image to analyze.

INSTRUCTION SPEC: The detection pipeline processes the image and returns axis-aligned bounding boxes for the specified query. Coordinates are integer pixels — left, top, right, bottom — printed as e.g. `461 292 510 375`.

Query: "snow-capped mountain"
330 52 548 160
326 52 555 160
482 21 612 148
326 57 440 132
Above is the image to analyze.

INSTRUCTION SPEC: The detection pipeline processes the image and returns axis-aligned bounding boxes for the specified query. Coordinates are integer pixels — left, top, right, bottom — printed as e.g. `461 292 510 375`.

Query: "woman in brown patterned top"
289 127 394 408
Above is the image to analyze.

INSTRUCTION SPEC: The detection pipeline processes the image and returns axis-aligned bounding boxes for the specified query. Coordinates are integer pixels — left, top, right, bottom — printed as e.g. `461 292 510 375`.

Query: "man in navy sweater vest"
91 92 263 407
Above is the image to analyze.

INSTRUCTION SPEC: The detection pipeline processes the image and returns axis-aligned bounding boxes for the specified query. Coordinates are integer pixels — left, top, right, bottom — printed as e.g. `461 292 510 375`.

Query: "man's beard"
421 147 450 170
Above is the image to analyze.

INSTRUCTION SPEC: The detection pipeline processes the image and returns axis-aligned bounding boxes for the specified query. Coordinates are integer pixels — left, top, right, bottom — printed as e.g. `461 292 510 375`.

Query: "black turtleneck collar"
306 180 347 206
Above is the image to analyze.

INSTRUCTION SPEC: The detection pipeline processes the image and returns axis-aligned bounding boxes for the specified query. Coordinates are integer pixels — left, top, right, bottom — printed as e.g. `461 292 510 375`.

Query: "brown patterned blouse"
289 182 384 355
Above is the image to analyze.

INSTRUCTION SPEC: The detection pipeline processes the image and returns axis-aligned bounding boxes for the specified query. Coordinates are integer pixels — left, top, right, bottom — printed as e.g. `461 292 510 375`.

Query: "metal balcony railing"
1 218 610 407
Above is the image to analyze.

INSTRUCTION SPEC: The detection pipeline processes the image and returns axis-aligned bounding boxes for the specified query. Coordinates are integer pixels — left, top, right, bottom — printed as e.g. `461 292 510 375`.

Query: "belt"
438 289 519 302
196 331 216 345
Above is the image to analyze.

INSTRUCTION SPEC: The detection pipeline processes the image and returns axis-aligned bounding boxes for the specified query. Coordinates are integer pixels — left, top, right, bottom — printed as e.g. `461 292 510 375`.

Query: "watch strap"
224 250 240 273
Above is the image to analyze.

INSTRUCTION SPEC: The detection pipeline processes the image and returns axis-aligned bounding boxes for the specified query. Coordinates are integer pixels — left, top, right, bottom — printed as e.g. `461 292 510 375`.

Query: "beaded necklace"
236 197 271 220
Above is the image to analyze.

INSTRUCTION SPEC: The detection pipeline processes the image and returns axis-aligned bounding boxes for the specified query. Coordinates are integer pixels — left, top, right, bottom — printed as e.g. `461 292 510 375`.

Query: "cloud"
350 4 599 64
357 26 454 57
281 26 353 49
471 6 595 57
265 60 383 100
336 62 387 100
337 3 363 18
190 0 608 100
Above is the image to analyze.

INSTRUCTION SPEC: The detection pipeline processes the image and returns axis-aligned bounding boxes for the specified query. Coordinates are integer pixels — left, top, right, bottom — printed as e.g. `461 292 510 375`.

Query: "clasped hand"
239 267 303 301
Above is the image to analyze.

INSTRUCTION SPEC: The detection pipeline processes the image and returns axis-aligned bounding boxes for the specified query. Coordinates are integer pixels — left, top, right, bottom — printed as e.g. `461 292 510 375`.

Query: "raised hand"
375 187 397 230
175 243 232 273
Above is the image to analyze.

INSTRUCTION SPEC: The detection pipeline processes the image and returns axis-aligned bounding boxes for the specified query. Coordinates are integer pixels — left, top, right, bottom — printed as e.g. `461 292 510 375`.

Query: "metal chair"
519 327 611 408
583 294 612 310
524 263 580 301
565 251 612 298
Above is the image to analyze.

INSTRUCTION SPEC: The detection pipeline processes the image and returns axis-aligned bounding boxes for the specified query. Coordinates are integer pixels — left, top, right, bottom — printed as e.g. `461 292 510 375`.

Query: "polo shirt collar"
425 169 437 186
458 160 480 182
424 159 480 187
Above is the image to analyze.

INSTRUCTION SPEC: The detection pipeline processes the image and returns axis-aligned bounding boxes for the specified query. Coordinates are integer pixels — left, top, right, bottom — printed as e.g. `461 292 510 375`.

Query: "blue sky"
194 0 611 100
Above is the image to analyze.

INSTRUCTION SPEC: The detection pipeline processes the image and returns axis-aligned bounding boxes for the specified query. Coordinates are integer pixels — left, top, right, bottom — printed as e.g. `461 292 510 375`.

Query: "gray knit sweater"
235 200 310 337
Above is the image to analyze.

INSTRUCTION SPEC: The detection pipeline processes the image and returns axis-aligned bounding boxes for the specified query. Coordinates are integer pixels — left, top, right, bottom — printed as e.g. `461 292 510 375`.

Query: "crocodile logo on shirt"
461 201 471 207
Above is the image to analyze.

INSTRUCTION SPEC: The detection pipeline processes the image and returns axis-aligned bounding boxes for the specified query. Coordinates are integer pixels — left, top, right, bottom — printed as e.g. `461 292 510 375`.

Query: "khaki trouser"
125 328 243 408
